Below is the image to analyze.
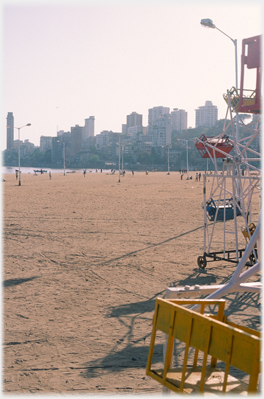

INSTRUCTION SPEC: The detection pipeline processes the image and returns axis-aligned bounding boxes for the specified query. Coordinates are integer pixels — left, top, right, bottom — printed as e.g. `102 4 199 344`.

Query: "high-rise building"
148 106 170 127
6 112 14 150
51 136 63 165
122 124 127 134
83 116 95 141
127 112 142 128
40 136 52 152
195 101 218 128
127 125 143 139
152 114 172 147
171 108 187 132
96 130 111 149
70 125 83 159
148 106 171 147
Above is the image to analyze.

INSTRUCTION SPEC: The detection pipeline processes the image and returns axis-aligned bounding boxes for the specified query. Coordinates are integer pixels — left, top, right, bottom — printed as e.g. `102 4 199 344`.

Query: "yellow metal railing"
146 298 261 394
223 86 256 112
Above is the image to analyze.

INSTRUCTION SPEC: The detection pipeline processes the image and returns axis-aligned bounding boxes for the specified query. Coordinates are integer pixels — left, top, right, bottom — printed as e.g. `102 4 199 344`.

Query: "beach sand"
3 171 261 394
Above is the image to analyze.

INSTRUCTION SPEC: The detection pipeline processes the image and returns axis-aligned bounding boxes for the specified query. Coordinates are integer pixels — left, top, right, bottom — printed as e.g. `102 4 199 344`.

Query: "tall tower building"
152 114 172 147
70 125 83 159
83 116 95 141
126 112 143 128
148 106 171 146
195 101 218 128
171 108 187 131
6 112 14 150
40 136 52 152
148 106 170 127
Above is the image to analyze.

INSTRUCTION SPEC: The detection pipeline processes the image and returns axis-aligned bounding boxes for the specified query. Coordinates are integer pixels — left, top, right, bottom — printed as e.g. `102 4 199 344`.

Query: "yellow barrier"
146 298 261 394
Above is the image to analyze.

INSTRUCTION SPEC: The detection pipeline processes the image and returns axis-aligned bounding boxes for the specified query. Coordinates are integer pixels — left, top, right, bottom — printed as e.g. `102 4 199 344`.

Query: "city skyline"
6 101 217 150
2 0 262 150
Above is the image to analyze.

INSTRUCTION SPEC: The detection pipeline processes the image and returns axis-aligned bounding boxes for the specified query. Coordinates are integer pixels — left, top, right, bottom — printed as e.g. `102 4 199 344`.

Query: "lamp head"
201 18 215 28
26 123 31 126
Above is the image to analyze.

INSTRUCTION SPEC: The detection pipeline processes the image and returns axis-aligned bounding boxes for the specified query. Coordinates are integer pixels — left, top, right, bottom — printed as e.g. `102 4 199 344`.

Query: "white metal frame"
168 88 261 298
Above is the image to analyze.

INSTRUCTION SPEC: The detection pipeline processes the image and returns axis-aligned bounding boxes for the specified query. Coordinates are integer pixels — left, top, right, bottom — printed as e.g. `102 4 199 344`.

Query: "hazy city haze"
2 0 262 149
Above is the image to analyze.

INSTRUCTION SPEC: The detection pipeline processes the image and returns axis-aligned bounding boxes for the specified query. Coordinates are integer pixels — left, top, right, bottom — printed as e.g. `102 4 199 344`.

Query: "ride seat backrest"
246 37 261 69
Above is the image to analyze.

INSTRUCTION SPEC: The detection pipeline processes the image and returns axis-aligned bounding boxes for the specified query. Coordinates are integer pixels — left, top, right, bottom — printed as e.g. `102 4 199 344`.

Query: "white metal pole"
15 123 31 186
168 146 170 174
203 173 207 256
122 144 123 172
232 163 239 262
18 128 21 186
118 136 120 183
63 142 65 176
187 140 189 179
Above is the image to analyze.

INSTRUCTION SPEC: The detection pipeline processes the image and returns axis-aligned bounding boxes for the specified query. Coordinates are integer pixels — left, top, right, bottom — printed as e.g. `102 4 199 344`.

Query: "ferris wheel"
194 35 261 273
167 35 261 303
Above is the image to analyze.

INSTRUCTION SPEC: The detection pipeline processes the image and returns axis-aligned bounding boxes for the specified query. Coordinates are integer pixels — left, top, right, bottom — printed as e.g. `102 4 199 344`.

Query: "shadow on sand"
3 276 39 288
80 270 260 382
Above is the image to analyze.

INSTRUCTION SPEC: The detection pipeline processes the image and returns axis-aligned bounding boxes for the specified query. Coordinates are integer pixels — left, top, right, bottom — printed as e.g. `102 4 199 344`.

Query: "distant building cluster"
5 101 218 166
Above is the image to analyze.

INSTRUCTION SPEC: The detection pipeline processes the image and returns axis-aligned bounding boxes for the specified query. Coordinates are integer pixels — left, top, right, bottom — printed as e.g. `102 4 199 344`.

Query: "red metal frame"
238 35 261 113
195 134 233 159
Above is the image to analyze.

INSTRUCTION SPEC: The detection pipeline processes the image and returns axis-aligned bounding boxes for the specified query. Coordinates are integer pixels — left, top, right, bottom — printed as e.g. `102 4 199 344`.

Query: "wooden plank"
151 367 250 394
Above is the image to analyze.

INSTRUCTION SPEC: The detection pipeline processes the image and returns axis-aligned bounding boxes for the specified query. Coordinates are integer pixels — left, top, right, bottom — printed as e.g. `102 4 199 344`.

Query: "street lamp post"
177 138 190 179
167 145 170 175
200 18 239 145
200 19 238 89
118 136 121 183
201 18 240 198
186 140 189 180
121 142 124 173
15 123 31 186
63 142 66 176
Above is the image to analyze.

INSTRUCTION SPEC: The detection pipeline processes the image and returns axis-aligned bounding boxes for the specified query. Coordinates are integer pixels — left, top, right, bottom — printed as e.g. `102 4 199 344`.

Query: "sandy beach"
3 170 261 394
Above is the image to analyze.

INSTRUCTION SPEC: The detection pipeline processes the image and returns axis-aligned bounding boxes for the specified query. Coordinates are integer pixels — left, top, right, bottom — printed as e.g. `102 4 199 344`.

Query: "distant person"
83 169 86 177
40 169 43 174
49 171 51 179
196 173 198 181
15 170 18 180
199 172 201 181
101 169 102 173
132 170 134 176
181 174 183 180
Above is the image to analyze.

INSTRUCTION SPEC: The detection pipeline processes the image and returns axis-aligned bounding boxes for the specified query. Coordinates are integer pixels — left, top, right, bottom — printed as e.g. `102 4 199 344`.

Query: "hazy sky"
2 0 262 149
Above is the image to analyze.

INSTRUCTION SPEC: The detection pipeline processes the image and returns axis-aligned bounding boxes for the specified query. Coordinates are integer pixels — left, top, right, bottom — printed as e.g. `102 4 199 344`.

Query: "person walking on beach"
15 170 18 180
49 171 51 179
199 172 201 182
83 169 86 177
